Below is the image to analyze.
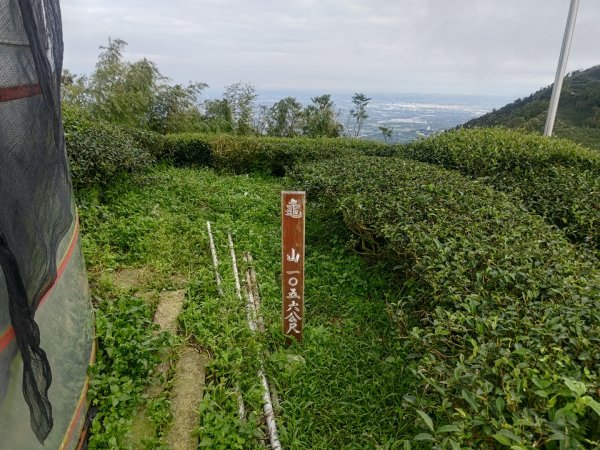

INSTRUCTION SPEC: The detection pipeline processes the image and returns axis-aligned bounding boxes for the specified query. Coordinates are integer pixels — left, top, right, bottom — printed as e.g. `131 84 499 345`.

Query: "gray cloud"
61 0 599 97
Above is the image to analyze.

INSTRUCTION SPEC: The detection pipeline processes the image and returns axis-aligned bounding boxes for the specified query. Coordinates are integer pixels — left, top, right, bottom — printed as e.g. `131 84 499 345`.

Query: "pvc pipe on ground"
228 236 282 450
206 222 224 297
207 225 244 418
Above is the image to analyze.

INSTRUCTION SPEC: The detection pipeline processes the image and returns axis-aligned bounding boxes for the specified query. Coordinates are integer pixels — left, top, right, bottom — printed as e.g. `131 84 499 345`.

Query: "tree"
302 94 343 137
379 125 393 142
350 92 371 137
62 37 210 133
223 82 257 135
148 81 208 133
585 106 600 128
266 97 304 137
254 104 269 135
88 38 162 128
61 69 89 109
203 99 234 133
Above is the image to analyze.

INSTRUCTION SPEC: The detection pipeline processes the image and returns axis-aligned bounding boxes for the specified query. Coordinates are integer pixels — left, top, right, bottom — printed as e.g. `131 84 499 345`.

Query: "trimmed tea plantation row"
293 155 600 448
404 127 599 253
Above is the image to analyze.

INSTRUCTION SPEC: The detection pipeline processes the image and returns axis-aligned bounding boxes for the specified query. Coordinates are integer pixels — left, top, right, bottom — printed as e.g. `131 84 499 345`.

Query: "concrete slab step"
166 347 209 450
127 289 187 448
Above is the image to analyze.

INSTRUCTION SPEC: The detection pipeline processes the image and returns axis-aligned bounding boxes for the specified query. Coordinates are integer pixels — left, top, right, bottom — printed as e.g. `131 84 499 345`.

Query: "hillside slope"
461 65 600 150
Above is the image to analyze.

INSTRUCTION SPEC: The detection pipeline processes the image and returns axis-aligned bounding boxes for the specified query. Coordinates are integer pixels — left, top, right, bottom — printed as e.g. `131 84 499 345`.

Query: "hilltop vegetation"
72 122 600 448
461 65 600 150
294 154 600 447
65 39 600 449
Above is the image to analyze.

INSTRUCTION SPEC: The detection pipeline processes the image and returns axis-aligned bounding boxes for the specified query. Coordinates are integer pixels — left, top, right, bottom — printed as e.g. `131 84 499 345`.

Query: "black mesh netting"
0 0 73 443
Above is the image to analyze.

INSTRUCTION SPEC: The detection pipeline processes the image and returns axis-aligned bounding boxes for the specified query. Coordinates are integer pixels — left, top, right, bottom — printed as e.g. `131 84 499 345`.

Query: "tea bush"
162 133 397 175
64 114 397 188
160 132 213 167
293 155 600 448
404 128 600 252
124 127 166 159
63 107 154 188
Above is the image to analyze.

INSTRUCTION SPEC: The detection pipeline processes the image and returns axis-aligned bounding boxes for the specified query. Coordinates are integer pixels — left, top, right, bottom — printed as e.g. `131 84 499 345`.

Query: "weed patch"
88 296 171 448
80 166 418 448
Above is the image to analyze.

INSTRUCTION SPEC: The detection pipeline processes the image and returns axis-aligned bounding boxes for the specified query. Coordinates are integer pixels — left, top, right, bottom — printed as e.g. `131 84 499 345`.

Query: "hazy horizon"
61 0 600 99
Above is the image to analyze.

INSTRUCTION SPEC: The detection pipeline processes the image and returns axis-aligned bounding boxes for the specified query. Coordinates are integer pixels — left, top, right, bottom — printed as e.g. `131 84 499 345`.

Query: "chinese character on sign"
286 301 299 311
285 311 302 334
287 248 301 263
285 198 303 219
282 191 305 343
286 288 301 299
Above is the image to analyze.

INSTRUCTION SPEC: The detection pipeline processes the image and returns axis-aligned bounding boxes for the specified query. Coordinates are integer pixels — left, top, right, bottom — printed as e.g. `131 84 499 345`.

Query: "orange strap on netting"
0 84 41 102
0 218 79 353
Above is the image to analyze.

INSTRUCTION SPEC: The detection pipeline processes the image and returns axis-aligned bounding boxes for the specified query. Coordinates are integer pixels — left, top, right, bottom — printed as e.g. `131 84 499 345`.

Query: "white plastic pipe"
206 222 224 297
228 235 282 450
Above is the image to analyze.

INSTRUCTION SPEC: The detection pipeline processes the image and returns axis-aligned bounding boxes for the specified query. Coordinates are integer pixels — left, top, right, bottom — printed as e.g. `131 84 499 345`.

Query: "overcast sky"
61 0 599 98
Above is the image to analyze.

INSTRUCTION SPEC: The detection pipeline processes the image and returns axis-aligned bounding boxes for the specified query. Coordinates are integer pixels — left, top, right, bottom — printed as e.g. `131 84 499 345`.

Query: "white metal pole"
544 0 580 136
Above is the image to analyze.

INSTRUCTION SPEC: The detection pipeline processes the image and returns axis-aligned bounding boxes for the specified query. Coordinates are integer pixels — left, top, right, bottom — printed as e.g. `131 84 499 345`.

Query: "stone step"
127 289 187 448
166 347 209 450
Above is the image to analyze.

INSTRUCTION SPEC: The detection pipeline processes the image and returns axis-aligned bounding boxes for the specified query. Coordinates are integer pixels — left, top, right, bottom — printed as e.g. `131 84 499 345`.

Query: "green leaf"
496 397 505 413
493 433 512 446
437 424 460 433
199 437 214 447
449 440 461 450
563 377 586 397
413 433 435 441
546 432 566 442
462 389 478 411
493 429 522 445
581 396 600 416
416 410 434 432
534 389 549 398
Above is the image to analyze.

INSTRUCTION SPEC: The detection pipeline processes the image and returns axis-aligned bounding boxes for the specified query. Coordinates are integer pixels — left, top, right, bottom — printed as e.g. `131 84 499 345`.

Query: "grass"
79 165 418 449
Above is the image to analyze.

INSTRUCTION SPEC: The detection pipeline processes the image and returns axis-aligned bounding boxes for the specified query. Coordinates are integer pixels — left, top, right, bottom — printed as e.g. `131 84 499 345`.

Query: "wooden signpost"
281 191 305 343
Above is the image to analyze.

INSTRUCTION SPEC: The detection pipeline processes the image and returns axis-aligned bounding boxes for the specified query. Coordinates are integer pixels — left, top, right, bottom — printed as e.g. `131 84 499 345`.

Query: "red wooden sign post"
281 191 305 343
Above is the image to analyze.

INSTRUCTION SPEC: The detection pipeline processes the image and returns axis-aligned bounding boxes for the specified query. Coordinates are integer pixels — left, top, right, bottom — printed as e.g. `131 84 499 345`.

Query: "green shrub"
162 133 397 175
208 134 368 175
292 155 600 448
63 106 154 188
161 133 214 167
403 128 600 251
124 127 166 159
88 296 171 448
